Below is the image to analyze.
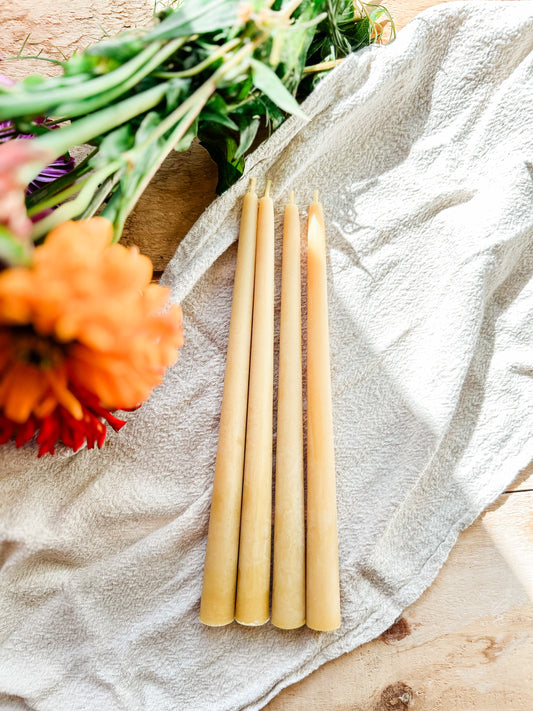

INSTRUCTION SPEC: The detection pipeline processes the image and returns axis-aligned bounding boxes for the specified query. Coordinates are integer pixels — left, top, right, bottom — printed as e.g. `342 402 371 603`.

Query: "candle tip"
313 189 319 203
264 179 272 198
289 190 295 205
249 177 257 193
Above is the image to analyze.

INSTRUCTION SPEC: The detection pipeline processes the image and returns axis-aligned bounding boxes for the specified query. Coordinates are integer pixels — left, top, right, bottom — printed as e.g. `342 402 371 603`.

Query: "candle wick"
264 179 272 198
249 177 257 194
289 190 295 205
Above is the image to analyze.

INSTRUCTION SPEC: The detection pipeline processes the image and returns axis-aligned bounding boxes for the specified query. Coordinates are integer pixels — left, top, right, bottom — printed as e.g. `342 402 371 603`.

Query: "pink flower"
0 72 73 239
0 139 52 239
0 73 14 87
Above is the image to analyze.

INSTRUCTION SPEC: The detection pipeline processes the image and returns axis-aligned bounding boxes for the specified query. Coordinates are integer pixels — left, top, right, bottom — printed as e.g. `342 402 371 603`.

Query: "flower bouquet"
0 0 392 455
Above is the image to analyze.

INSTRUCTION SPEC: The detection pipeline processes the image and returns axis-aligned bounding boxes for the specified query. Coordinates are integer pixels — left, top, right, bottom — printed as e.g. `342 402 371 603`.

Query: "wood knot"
381 617 411 644
375 682 414 710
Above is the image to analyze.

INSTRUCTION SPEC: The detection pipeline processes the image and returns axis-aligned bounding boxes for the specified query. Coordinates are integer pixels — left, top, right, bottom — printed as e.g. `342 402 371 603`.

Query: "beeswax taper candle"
235 180 275 626
306 191 341 632
200 178 258 626
272 191 305 629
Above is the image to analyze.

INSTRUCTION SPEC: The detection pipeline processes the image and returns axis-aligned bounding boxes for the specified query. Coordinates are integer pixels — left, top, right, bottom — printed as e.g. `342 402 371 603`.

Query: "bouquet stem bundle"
0 0 393 263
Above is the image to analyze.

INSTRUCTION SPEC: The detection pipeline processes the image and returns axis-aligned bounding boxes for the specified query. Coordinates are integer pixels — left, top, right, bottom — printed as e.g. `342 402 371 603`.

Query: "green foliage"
146 0 242 40
234 118 260 161
90 125 134 169
250 59 307 120
1 0 393 250
166 78 192 110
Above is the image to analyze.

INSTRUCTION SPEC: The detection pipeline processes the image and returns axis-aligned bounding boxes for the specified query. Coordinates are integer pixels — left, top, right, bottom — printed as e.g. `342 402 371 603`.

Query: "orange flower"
0 217 184 455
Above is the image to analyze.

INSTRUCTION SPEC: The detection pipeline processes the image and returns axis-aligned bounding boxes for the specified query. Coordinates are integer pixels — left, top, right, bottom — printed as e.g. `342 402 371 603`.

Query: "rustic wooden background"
1 1 532 709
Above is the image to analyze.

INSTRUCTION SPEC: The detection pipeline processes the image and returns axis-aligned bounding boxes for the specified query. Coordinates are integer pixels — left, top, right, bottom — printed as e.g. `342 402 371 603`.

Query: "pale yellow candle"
200 178 258 626
272 191 305 629
306 191 341 632
235 180 275 626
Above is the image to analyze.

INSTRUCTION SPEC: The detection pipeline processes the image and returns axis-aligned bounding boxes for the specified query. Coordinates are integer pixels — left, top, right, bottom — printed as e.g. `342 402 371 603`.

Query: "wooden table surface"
1 1 532 709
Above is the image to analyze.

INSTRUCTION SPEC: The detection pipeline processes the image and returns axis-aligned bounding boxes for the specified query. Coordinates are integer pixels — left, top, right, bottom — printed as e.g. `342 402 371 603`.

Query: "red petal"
15 417 37 448
0 415 15 445
36 414 61 456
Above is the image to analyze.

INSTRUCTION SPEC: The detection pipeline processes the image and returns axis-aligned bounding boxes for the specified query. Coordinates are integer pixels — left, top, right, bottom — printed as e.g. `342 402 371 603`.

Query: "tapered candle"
235 180 275 626
272 191 305 629
200 178 258 626
306 191 341 631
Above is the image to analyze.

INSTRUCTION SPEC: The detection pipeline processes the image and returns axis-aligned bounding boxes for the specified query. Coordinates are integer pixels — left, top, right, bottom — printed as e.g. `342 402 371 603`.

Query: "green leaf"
166 78 192 111
235 75 254 102
174 117 199 152
200 109 239 131
85 36 145 63
146 0 241 41
135 111 162 147
118 112 164 200
205 92 231 114
258 95 286 130
63 52 103 76
90 125 134 168
277 0 325 91
104 113 166 232
232 97 264 120
250 59 307 120
234 117 259 160
200 94 239 130
200 135 243 194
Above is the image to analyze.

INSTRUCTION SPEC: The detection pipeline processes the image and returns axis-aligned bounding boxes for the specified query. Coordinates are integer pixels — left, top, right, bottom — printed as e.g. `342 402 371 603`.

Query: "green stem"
52 37 188 119
26 178 89 217
133 39 257 156
25 148 97 209
20 83 170 182
3 54 65 66
26 40 261 238
31 160 122 239
303 57 343 73
153 37 240 79
78 172 122 220
106 103 205 242
0 43 164 121
102 40 262 241
100 189 123 228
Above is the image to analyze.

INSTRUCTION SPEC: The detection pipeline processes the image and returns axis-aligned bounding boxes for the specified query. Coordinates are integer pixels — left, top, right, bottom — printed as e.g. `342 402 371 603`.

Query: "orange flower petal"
2 363 49 423
33 393 59 419
44 368 83 420
42 217 112 261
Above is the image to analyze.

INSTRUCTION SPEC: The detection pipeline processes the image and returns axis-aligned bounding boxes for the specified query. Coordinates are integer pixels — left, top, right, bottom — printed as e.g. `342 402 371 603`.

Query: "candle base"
305 618 341 632
271 619 305 630
199 615 234 627
234 617 270 627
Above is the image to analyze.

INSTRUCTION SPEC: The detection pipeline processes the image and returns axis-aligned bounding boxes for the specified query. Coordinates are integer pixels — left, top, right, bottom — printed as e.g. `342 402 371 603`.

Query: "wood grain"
120 143 218 270
265 493 533 710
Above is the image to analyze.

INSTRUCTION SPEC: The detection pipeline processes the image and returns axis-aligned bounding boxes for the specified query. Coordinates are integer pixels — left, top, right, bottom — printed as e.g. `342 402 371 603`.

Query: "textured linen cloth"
1 2 533 709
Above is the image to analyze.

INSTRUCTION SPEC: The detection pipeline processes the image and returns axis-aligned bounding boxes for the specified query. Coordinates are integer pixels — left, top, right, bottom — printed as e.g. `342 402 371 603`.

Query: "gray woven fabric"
1 2 533 709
